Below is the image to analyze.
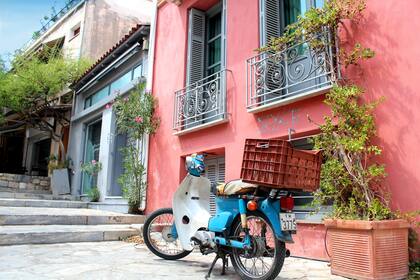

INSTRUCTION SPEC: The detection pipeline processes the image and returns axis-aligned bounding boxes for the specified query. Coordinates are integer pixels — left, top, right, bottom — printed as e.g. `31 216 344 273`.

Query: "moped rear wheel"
143 207 192 260
230 211 286 280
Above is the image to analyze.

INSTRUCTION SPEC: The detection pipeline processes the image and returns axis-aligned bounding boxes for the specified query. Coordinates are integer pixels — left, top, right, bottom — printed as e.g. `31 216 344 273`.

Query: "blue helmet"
185 154 205 177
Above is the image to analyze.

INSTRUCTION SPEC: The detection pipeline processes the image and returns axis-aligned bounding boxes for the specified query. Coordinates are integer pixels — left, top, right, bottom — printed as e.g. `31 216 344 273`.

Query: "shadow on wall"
341 3 420 212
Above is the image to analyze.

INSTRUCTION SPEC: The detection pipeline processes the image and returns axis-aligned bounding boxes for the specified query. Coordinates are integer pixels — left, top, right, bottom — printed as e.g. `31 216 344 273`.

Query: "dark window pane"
207 64 221 76
284 0 302 26
208 37 221 67
208 13 221 39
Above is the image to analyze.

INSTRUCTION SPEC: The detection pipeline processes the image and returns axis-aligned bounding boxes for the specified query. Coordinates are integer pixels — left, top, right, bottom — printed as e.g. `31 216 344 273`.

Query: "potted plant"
311 85 410 280
48 155 71 196
80 160 102 202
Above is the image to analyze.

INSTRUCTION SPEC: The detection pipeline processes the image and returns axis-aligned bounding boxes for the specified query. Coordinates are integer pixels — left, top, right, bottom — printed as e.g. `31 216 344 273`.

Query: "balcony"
246 30 337 113
173 70 227 135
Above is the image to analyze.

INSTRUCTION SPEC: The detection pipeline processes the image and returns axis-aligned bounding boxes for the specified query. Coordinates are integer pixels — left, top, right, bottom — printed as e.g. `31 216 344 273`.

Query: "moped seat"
216 179 258 196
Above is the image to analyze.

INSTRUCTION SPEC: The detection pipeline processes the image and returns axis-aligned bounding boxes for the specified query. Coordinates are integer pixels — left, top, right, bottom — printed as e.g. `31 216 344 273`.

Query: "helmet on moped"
185 154 205 177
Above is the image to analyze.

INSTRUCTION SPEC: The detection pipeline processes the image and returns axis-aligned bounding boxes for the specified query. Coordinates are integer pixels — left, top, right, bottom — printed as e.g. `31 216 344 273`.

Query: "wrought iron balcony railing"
173 70 227 133
246 29 337 112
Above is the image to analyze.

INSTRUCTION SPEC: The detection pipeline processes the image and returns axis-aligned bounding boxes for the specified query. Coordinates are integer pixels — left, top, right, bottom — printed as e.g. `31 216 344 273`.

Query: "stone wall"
0 173 50 192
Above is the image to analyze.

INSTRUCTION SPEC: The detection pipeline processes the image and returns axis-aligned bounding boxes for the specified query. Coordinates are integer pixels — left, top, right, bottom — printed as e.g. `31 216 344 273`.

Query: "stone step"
0 186 51 194
0 191 76 201
0 224 141 245
0 207 145 226
0 198 88 208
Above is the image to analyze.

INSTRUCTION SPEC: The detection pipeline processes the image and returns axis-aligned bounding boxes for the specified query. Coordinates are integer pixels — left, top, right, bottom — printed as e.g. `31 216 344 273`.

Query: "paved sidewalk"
0 241 346 280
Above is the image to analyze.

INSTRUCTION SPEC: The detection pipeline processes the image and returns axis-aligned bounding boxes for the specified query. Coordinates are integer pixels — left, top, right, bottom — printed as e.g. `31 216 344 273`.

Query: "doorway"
82 119 102 194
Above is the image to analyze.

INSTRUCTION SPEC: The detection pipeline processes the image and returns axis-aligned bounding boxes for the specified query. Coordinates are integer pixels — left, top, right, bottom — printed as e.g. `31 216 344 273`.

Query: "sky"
0 0 67 63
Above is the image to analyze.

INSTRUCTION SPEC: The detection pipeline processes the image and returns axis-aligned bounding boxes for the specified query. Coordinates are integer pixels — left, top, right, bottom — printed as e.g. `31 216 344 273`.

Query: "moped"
143 154 297 280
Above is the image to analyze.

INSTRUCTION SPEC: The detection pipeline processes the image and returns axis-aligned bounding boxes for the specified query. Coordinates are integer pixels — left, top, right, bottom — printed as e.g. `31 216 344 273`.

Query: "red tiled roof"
74 24 144 86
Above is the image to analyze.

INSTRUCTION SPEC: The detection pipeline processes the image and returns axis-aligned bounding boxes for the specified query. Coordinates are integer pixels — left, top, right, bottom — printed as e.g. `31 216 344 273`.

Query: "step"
0 224 141 245
0 192 76 201
88 201 129 213
0 207 145 225
0 198 88 208
0 186 51 194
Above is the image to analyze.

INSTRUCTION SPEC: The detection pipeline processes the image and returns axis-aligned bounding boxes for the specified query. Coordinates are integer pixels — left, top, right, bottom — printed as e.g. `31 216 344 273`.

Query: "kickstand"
205 253 228 279
205 255 219 279
221 255 228 275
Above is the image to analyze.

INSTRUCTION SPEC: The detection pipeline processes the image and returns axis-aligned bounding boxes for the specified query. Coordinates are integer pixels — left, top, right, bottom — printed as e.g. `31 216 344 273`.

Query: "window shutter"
205 157 225 217
187 8 206 85
205 161 217 216
261 0 281 46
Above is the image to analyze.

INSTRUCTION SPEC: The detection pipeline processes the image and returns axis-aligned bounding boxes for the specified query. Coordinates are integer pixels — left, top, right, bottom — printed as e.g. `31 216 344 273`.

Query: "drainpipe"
139 0 158 212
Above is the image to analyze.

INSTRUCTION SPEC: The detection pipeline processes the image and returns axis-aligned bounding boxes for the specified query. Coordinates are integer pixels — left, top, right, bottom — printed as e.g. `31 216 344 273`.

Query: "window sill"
247 86 331 114
68 33 80 43
173 117 228 136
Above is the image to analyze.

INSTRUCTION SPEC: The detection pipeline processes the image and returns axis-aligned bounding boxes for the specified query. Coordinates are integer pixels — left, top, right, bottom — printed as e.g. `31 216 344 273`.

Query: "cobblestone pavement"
0 241 346 280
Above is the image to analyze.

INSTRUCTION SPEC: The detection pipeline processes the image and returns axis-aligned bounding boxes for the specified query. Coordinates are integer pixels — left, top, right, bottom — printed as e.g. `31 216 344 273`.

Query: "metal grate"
246 29 337 111
173 70 227 132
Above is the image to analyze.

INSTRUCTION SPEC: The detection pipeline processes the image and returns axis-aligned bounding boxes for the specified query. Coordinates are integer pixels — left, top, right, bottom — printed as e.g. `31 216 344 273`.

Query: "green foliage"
80 160 102 176
312 85 392 220
261 0 374 68
118 145 146 213
113 82 160 213
113 83 160 139
0 46 90 157
408 261 420 280
87 187 101 203
48 154 70 171
262 0 389 220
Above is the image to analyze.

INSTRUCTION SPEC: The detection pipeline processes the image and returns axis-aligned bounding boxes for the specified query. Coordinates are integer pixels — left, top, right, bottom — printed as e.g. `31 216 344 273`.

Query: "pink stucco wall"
148 0 420 259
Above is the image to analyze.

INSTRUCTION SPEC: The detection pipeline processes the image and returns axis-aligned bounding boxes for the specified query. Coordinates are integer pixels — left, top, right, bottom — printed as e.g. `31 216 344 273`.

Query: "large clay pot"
324 219 409 280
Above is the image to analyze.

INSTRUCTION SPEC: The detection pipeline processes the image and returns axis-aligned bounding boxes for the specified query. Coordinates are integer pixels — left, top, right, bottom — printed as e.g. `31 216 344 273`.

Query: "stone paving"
0 241 347 280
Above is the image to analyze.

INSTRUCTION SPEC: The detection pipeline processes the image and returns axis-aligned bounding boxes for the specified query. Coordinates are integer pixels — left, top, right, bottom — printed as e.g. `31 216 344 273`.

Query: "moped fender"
208 211 234 232
259 199 294 243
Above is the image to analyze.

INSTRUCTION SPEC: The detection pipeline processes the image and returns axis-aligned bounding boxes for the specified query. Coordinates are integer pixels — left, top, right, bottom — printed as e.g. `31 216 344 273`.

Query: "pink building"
147 0 420 260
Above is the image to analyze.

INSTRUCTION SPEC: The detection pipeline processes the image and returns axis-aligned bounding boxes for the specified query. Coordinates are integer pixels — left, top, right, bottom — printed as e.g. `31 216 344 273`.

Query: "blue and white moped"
143 154 297 280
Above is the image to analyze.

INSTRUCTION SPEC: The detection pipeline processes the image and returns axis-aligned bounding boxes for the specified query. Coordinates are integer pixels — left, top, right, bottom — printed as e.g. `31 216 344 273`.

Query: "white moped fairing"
172 174 211 251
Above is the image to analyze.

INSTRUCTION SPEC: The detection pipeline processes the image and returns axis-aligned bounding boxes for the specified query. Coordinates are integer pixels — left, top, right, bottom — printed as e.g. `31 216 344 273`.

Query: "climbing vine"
265 0 392 220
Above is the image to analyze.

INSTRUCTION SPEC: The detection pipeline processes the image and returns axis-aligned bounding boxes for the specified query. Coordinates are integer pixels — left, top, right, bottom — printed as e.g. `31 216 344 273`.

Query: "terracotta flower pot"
324 219 409 280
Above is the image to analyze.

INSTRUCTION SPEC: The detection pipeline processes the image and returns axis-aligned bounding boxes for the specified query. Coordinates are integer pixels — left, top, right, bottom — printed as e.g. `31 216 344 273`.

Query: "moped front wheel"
143 207 192 260
230 211 286 280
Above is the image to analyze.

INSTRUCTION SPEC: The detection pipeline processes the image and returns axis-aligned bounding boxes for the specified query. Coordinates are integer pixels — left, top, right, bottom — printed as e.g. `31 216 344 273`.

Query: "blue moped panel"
208 211 234 232
259 199 293 243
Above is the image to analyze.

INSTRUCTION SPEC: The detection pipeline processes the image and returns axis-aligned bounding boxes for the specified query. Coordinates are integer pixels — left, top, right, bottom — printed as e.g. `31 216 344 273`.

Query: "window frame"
83 62 144 110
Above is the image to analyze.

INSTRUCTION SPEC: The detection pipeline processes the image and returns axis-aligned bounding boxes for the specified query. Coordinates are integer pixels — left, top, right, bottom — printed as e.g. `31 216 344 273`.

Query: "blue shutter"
187 8 206 85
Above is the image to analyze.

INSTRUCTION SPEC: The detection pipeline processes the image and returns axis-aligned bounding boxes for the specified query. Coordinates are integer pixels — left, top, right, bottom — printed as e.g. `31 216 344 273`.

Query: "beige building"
0 0 152 177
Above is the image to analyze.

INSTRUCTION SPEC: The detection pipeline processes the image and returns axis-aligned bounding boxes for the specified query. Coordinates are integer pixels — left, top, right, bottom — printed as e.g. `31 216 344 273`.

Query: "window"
206 11 222 76
82 119 102 194
173 2 227 133
73 26 80 37
110 71 132 94
133 64 143 80
186 4 224 84
245 0 333 112
70 23 81 40
83 63 144 110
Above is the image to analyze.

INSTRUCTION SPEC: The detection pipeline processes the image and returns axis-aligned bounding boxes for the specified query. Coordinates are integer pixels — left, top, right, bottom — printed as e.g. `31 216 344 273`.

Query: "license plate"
280 213 296 231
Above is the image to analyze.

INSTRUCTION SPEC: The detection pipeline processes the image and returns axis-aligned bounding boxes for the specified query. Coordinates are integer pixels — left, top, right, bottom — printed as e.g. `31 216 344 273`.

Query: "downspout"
140 0 158 212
